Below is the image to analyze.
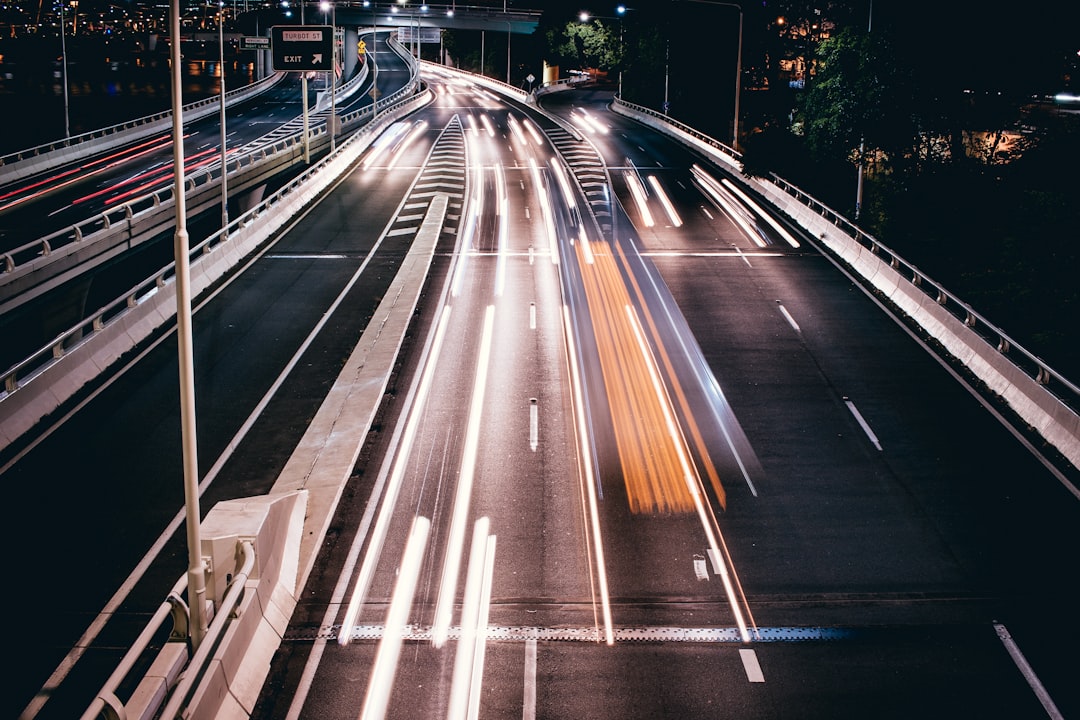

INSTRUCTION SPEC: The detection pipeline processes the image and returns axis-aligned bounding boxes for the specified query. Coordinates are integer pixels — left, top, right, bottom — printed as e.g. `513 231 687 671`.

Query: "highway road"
3 67 1078 720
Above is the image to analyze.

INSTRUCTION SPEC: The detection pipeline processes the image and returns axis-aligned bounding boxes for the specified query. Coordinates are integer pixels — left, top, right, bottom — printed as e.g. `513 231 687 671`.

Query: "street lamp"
321 0 337 151
59 0 71 138
678 0 742 150
216 0 228 231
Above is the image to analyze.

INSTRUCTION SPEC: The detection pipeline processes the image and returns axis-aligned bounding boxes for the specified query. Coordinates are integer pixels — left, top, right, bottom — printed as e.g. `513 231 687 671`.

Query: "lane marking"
523 638 538 720
328 624 853 643
529 398 539 452
740 648 765 683
994 623 1064 720
844 397 882 451
777 301 801 333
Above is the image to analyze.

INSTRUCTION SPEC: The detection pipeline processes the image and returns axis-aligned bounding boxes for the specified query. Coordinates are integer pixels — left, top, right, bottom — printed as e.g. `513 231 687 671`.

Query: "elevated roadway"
2 61 1078 720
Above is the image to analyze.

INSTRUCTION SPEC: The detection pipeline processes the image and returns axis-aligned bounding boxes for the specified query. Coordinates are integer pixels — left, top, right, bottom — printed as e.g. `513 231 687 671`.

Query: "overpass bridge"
3 48 1079 720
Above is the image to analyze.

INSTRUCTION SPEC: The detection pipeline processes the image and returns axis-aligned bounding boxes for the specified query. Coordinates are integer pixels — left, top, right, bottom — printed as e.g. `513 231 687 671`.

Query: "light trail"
691 164 765 247
562 304 615 644
447 518 496 720
494 162 508 296
528 157 559 265
337 307 454 645
612 240 727 506
0 133 187 213
358 516 430 720
721 178 801 247
647 175 683 227
624 170 655 227
386 120 428 169
574 236 696 513
431 305 496 648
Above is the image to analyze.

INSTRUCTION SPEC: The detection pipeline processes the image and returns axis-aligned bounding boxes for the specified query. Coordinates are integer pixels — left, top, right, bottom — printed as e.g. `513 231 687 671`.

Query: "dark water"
0 35 257 156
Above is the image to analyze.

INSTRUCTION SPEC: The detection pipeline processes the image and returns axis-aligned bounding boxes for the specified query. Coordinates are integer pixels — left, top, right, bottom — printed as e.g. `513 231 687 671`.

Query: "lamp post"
217 0 228 232
680 0 742 150
855 0 872 219
616 4 625 98
168 0 208 651
60 0 70 138
321 0 337 151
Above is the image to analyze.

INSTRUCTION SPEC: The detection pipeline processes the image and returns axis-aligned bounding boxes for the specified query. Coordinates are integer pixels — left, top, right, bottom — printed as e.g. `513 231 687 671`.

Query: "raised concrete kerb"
185 490 308 720
270 192 450 598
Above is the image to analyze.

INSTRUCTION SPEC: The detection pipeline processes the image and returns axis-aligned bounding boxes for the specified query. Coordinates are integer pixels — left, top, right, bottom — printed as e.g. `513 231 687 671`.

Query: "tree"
798 26 913 173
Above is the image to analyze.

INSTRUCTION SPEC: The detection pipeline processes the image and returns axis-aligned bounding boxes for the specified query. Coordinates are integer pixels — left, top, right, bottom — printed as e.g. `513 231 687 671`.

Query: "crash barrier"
0 72 286 186
0 82 433 454
79 491 308 720
611 96 1080 475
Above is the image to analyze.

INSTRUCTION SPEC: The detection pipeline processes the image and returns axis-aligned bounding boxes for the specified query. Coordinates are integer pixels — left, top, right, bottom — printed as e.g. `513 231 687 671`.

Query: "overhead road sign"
240 35 270 50
271 25 333 72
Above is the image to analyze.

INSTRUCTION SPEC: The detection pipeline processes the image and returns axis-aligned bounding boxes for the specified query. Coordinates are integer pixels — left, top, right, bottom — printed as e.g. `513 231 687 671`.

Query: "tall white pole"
60 1 70 138
218 1 229 232
301 0 310 163
855 0 871 218
170 0 208 650
331 3 336 152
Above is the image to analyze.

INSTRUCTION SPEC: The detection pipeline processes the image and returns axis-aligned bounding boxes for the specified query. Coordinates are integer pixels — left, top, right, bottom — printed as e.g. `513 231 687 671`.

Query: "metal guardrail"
0 36 420 408
79 541 255 720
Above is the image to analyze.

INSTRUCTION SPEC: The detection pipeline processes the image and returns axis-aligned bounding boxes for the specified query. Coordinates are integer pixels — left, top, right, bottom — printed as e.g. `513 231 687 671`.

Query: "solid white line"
530 398 539 451
994 623 1064 719
523 638 538 720
844 398 882 451
777 302 801 333
739 648 765 683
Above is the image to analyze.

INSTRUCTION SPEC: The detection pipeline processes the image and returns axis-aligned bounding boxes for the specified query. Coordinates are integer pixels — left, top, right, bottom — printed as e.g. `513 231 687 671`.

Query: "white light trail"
448 518 492 720
432 305 496 648
691 164 764 247
549 156 578 213
721 178 801 247
337 307 454 645
647 175 683 227
358 516 431 720
562 304 614 644
452 163 484 297
523 118 545 146
494 162 508 296
387 120 428 170
529 157 559 265
624 170 655 227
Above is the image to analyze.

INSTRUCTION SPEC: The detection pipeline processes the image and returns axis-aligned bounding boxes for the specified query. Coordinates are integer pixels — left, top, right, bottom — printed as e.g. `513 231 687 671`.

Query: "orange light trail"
574 237 706 514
